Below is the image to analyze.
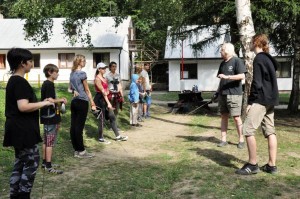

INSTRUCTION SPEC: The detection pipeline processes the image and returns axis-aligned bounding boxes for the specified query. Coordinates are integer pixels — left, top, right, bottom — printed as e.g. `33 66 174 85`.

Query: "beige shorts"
218 95 242 116
243 103 276 137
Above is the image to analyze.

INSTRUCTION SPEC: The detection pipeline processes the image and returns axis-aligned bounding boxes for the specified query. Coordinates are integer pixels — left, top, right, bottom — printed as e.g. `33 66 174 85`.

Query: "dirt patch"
96 105 193 161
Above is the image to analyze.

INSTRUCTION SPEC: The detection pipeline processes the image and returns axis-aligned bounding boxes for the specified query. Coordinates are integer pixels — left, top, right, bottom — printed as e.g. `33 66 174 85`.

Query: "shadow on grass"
176 135 220 144
189 148 246 169
150 116 221 130
85 124 98 140
177 135 242 148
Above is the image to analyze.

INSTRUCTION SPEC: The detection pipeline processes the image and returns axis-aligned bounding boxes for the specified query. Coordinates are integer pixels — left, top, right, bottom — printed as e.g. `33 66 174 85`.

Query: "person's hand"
211 92 219 102
132 103 138 108
91 104 96 111
44 100 55 108
61 97 68 104
73 91 79 97
107 103 113 110
45 97 55 103
218 74 230 79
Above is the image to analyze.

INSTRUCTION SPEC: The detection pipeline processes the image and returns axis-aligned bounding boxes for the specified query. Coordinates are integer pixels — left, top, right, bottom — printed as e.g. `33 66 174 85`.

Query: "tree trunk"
288 15 300 113
235 0 256 119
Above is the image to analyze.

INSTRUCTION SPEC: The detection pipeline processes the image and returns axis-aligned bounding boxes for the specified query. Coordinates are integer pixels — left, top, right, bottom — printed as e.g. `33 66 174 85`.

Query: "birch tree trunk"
235 0 256 118
288 15 300 113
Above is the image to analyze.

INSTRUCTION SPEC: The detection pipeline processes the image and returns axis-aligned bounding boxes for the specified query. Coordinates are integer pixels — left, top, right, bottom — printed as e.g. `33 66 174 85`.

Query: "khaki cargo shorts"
218 95 242 116
243 103 276 137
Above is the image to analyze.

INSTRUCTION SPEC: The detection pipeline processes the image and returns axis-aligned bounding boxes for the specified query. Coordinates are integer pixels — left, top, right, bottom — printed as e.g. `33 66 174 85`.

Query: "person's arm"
53 98 67 104
17 99 53 112
45 83 68 104
94 78 113 109
82 79 96 110
68 82 79 97
68 82 73 93
218 73 245 80
118 81 124 98
248 61 263 105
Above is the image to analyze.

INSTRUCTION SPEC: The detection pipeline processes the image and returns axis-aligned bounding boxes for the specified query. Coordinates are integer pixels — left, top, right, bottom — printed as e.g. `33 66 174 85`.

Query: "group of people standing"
215 34 279 175
3 33 277 198
3 49 131 198
128 63 152 127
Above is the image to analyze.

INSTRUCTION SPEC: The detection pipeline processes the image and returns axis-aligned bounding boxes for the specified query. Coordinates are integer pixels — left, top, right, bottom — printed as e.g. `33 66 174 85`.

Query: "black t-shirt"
217 56 247 95
40 80 61 124
3 76 42 149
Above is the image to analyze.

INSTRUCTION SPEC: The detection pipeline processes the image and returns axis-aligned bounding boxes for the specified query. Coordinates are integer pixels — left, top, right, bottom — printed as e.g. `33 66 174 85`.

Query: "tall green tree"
166 0 300 113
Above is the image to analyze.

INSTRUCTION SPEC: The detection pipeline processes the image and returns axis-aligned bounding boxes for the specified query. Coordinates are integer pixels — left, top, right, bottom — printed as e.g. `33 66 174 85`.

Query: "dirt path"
94 105 193 161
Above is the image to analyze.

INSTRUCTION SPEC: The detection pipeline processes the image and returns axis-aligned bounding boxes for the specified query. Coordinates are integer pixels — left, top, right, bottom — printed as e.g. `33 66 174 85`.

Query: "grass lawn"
0 83 299 198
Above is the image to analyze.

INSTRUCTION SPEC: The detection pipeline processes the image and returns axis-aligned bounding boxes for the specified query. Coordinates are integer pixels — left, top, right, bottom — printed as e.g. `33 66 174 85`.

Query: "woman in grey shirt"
69 54 96 158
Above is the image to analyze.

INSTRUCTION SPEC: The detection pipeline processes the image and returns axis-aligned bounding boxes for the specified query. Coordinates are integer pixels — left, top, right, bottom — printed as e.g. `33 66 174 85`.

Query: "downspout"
118 48 122 74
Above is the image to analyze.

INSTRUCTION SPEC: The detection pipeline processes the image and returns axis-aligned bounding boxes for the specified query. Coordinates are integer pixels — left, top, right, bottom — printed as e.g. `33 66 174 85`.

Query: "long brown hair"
71 54 85 72
252 34 269 53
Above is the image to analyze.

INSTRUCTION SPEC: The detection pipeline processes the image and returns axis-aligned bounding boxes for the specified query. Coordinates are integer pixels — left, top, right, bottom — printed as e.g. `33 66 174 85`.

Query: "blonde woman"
69 54 96 158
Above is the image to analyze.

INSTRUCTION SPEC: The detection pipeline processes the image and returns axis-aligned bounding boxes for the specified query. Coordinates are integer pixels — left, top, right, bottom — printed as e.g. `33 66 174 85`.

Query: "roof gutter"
0 47 124 51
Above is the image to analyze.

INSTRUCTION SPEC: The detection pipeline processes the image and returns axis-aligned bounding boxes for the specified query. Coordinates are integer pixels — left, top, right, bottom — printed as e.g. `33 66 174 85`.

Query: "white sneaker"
115 135 128 141
99 139 111 144
74 150 94 158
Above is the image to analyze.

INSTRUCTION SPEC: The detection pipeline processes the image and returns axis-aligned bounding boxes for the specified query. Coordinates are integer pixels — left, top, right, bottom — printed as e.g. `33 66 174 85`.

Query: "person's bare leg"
246 135 257 165
45 147 53 163
267 134 277 166
220 113 229 142
233 116 244 143
143 103 147 116
42 144 46 160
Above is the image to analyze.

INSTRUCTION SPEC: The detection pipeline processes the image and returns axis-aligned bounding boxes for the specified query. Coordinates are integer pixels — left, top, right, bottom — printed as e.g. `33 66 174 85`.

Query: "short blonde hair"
222 43 236 57
135 64 143 74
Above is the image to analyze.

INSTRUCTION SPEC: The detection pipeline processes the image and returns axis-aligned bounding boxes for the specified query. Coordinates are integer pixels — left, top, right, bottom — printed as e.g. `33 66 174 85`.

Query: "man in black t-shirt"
216 43 247 149
4 48 53 199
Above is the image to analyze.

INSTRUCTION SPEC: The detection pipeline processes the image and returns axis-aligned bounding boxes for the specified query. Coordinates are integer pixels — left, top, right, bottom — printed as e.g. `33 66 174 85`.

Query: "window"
0 54 6 69
181 63 197 79
276 61 291 78
58 53 75 68
32 54 40 68
93 53 110 68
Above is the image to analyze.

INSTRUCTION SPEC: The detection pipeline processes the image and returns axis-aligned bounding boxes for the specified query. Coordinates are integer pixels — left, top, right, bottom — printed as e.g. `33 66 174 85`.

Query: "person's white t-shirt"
140 69 151 90
105 72 121 91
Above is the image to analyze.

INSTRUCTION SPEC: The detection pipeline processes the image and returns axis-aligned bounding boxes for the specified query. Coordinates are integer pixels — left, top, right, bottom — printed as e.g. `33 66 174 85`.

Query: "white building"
0 17 134 83
164 26 292 92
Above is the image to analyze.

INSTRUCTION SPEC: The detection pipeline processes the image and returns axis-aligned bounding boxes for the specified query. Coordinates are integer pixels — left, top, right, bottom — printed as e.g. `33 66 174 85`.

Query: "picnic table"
169 91 211 114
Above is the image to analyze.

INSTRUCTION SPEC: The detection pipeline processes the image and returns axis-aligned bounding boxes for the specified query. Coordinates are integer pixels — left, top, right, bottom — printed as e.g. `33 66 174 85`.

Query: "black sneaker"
261 164 277 174
45 167 63 174
217 141 228 147
235 163 260 175
41 163 60 169
237 142 245 149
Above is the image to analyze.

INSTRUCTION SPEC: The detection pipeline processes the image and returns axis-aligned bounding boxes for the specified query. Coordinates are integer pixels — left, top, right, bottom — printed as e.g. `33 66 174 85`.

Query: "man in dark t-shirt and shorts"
216 43 247 149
